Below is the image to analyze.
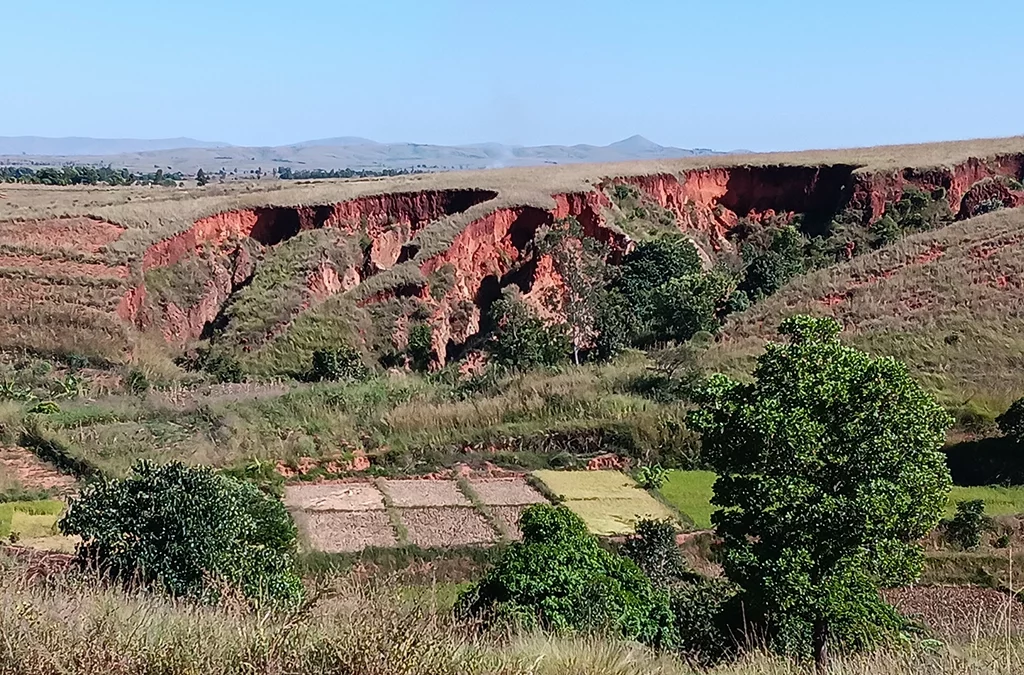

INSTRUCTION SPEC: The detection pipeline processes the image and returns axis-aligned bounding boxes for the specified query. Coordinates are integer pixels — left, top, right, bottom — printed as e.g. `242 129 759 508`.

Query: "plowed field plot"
532 470 678 536
296 510 397 553
381 479 469 507
884 586 1024 637
467 477 547 506
490 505 529 539
399 506 498 547
284 483 384 511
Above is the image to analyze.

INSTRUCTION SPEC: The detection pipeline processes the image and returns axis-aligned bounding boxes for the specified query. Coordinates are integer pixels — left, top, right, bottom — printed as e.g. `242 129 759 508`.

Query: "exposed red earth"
0 147 1020 365
114 155 1022 360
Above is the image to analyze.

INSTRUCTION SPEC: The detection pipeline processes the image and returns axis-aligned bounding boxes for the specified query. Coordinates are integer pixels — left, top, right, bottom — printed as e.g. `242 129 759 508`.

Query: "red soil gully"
610 156 1024 244
140 188 498 272
121 154 1024 352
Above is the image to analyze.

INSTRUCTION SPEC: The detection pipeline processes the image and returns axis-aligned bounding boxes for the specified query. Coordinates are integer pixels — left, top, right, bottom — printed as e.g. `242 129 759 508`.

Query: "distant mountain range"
0 135 730 173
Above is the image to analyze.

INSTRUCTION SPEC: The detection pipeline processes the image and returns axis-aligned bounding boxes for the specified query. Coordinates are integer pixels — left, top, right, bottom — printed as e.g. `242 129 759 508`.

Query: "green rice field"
658 470 717 530
946 486 1024 518
0 500 64 539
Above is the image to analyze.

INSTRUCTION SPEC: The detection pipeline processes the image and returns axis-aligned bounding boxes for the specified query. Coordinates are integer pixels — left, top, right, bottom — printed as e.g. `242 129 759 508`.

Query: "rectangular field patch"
297 510 397 553
284 483 385 511
532 470 678 536
398 506 498 547
381 480 470 507
489 505 529 540
659 470 716 529
466 477 548 506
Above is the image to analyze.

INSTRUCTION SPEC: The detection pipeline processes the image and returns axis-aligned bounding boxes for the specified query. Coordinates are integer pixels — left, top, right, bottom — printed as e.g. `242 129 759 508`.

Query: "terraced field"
532 470 679 535
283 477 547 552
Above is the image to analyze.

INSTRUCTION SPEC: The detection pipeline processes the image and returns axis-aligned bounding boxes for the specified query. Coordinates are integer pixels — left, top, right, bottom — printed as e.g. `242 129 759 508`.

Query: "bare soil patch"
283 483 384 511
467 477 547 506
296 510 397 553
884 586 1024 637
489 505 529 540
0 254 129 280
0 447 76 495
381 479 470 507
398 506 498 547
0 217 124 254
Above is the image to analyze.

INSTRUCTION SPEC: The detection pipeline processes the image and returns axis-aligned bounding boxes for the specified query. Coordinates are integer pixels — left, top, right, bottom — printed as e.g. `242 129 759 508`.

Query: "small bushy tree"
997 397 1024 444
690 315 952 669
739 226 806 299
617 236 703 331
619 518 694 587
407 323 434 371
945 499 987 550
487 290 570 371
458 505 675 647
311 345 369 381
650 269 732 342
59 460 302 605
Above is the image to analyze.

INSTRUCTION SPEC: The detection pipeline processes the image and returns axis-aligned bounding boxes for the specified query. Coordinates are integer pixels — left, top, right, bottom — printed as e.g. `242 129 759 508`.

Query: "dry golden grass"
3 135 1023 252
1 557 1024 675
711 207 1024 418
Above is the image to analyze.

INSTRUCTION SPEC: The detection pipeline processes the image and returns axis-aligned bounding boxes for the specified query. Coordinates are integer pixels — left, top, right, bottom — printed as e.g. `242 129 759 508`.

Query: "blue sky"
3 1 1021 151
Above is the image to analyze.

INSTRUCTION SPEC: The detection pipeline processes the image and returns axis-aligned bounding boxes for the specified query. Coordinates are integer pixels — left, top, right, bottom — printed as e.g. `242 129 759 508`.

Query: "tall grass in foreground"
1 563 1024 675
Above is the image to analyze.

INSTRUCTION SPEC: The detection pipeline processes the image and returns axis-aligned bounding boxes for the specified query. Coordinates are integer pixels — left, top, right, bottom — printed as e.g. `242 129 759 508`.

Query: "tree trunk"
813 619 829 673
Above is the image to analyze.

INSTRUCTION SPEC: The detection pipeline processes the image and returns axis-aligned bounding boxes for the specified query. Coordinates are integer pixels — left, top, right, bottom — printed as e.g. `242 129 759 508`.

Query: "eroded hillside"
0 136 1022 376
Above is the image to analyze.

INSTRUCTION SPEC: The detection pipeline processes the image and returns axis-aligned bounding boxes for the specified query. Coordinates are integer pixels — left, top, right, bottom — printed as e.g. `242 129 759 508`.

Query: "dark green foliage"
0 164 182 186
591 289 634 361
28 401 60 415
619 518 694 587
59 460 302 605
310 346 370 382
738 226 806 300
865 187 953 250
189 350 243 383
407 324 434 372
725 289 751 314
487 290 570 371
618 236 703 327
458 505 676 646
689 315 952 664
650 269 732 342
944 499 988 550
670 578 742 667
125 368 150 395
997 397 1024 443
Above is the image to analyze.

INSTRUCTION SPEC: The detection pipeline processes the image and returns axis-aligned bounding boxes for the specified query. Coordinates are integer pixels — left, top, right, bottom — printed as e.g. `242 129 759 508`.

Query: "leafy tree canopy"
457 505 675 647
60 460 302 605
689 315 952 665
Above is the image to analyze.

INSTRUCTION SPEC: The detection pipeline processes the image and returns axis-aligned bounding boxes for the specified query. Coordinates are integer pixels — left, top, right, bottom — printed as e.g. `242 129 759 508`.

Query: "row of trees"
0 164 186 186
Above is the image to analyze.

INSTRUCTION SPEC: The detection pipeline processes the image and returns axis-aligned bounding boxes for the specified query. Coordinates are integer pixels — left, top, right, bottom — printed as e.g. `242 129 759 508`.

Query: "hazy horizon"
4 1 1023 152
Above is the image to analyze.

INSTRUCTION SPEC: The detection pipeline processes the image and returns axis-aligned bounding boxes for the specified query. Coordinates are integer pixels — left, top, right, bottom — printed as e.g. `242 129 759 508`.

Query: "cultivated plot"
398 506 498 547
296 510 397 553
284 483 385 511
466 477 548 506
380 479 470 507
658 470 717 530
532 470 679 536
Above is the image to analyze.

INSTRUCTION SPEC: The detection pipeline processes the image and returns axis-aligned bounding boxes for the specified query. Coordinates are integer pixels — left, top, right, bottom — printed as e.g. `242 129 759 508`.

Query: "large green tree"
457 505 675 647
689 315 951 669
60 460 302 605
